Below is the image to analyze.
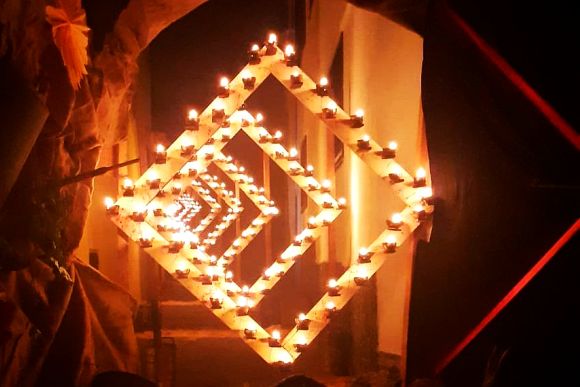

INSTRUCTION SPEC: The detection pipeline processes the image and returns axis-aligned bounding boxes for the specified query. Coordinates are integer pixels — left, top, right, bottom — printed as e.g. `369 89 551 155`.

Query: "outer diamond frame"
108 36 432 365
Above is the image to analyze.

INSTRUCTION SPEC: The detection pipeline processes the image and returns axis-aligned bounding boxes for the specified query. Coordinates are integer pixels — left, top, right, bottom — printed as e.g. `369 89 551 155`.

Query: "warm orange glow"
325 300 336 310
273 130 282 140
271 330 281 341
319 76 328 86
251 43 259 52
385 235 397 246
359 247 369 257
156 143 165 153
361 134 370 143
225 271 233 280
255 113 264 123
219 77 229 88
338 197 347 207
298 312 307 321
289 147 298 158
123 178 133 189
355 108 364 118
321 179 331 190
328 278 338 288
292 69 300 78
388 141 398 151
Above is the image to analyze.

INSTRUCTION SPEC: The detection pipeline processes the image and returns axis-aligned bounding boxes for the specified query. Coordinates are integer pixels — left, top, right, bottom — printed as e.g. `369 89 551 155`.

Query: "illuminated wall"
300 0 428 361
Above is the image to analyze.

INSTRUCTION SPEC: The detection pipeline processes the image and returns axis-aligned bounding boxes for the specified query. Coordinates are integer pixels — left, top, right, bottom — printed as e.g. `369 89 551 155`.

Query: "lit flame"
268 33 277 44
388 141 398 151
273 130 282 139
328 278 338 288
284 44 295 56
156 143 165 153
104 196 115 209
359 247 369 256
416 167 426 179
322 179 331 189
355 108 364 118
414 204 424 213
289 147 298 158
241 69 252 80
123 178 133 189
391 212 403 224
325 301 336 310
271 330 281 341
385 235 397 246
251 43 259 52
219 77 229 88
188 109 198 121
225 271 233 280
306 164 314 172
319 76 328 87
338 197 347 206
292 69 300 78
326 100 337 111
298 312 307 321
255 113 264 123
175 259 188 272
361 134 370 143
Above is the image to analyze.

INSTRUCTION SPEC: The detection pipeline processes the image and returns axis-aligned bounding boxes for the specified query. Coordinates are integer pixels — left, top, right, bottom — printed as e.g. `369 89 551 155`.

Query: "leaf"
46 2 90 90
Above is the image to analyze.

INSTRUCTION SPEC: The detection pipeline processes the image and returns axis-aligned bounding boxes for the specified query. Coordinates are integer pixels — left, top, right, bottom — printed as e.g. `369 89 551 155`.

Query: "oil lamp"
122 178 134 197
248 43 260 64
387 212 403 230
180 137 194 156
209 290 223 309
272 130 282 144
154 144 167 164
327 278 340 296
244 323 257 339
241 69 256 90
284 44 296 66
147 171 160 189
217 76 229 98
354 266 369 285
357 134 371 151
321 179 331 193
290 69 303 88
304 164 314 177
350 109 364 128
186 108 199 130
358 247 372 263
174 259 190 278
388 165 404 184
413 167 427 187
322 100 337 119
287 147 299 161
337 197 347 209
212 100 225 123
265 33 277 55
104 197 118 215
268 330 282 347
316 76 329 96
296 313 310 330
383 235 397 253
379 141 398 159
294 335 308 352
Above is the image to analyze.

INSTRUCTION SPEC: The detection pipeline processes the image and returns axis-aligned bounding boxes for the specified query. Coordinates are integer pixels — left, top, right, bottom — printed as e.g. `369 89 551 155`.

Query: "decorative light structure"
107 33 433 366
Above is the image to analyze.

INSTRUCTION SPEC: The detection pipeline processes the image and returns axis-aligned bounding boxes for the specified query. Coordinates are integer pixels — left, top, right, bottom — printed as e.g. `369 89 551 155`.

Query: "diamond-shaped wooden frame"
109 37 432 365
